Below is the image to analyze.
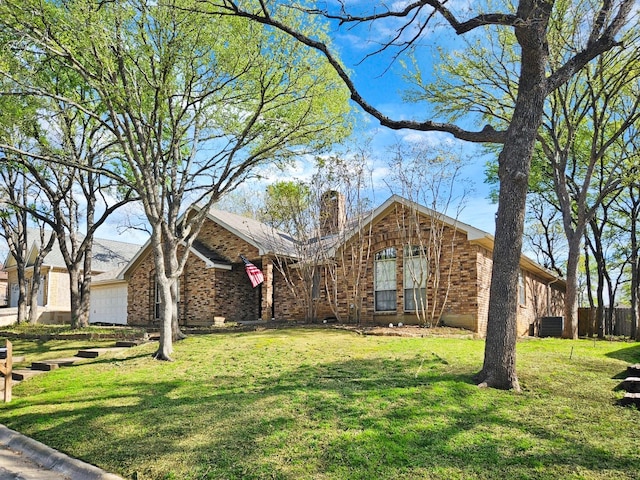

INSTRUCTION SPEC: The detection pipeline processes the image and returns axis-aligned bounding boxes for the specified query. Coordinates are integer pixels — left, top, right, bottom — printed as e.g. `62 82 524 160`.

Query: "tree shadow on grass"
1 348 638 479
604 343 640 364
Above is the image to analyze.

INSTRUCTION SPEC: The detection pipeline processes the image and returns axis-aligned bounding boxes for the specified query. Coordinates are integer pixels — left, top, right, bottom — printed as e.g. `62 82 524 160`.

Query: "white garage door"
90 285 128 325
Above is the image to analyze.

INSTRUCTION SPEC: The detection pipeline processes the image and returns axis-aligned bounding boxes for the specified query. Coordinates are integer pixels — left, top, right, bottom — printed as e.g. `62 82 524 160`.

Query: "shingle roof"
26 229 142 273
119 195 563 287
206 208 299 257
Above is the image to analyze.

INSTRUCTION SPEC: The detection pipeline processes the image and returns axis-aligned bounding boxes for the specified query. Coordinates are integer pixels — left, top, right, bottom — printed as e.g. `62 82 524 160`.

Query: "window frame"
374 247 397 312
518 271 526 306
403 245 428 312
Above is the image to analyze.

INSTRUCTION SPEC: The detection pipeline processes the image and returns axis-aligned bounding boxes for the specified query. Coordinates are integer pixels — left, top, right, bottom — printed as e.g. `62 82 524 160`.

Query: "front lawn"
0 328 638 479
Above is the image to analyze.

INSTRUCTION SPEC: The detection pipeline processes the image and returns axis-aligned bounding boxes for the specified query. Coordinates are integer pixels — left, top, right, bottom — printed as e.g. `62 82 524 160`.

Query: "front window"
155 278 181 320
404 245 428 311
311 268 321 300
375 247 397 311
518 272 526 306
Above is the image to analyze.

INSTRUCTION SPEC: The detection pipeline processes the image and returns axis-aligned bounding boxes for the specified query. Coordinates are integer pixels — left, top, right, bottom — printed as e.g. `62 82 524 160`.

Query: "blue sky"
0 1 501 259
92 4 501 247
247 1 500 235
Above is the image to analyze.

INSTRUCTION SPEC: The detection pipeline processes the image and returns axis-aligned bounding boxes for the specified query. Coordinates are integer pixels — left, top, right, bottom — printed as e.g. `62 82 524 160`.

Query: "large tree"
0 160 56 324
0 0 351 359
0 88 57 324
541 42 640 339
478 30 640 339
206 0 636 389
1 70 135 328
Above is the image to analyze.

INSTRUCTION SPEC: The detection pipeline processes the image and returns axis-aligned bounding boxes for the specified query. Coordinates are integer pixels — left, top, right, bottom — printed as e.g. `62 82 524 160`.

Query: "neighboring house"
124 194 565 337
0 269 7 306
3 230 141 324
89 266 131 325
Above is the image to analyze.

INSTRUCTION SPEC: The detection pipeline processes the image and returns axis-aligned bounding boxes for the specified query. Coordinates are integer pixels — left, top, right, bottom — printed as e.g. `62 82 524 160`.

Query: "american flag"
240 255 264 288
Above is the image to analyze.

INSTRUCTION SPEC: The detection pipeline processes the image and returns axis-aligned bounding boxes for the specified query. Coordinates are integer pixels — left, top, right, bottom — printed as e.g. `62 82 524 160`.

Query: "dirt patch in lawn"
335 324 478 338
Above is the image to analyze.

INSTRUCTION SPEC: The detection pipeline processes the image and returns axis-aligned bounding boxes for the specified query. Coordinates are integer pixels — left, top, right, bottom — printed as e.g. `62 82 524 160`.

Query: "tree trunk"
596 266 605 338
27 279 39 324
154 274 174 360
76 237 94 328
77 280 91 328
171 279 186 341
475 1 551 391
635 271 640 341
630 200 639 340
163 236 185 342
27 261 46 324
604 270 614 334
151 228 174 360
69 268 83 329
16 270 27 324
562 234 582 339
584 242 595 336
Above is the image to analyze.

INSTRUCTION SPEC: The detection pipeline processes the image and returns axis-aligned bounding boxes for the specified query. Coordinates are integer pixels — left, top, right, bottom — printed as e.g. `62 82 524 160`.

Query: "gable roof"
326 194 563 285
4 229 142 274
120 205 298 279
204 208 298 257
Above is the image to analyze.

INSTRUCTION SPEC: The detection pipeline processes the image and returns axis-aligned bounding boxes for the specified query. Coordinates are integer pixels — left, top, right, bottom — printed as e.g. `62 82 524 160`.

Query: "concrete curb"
0 424 125 480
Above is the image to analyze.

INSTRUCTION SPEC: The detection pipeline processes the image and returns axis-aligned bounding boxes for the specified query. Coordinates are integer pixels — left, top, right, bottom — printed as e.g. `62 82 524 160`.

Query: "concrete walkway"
0 425 124 480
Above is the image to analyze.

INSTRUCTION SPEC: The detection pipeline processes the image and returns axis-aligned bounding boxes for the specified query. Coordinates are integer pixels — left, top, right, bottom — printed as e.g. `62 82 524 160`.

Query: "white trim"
326 194 563 286
188 245 233 270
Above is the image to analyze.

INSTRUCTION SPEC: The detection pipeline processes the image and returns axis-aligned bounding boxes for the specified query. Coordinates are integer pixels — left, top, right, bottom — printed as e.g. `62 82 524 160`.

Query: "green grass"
1 323 145 339
0 329 638 480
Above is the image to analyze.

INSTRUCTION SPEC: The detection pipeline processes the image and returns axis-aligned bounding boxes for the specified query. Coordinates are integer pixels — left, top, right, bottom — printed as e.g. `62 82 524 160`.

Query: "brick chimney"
320 190 346 236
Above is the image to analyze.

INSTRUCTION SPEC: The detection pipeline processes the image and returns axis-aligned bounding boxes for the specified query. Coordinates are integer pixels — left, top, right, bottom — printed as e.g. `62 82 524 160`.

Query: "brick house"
123 208 299 326
313 194 565 337
123 195 565 337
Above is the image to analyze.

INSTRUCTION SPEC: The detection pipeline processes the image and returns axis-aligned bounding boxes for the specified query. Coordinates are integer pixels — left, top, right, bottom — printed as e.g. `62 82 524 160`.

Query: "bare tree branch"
205 1 507 143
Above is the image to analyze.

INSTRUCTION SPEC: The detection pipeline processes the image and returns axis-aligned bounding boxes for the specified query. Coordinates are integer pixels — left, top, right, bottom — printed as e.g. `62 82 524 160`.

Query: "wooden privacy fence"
578 307 634 337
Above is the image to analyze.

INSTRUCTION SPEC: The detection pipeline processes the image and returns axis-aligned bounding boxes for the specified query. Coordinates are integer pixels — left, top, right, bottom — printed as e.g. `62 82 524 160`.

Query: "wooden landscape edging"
0 340 13 402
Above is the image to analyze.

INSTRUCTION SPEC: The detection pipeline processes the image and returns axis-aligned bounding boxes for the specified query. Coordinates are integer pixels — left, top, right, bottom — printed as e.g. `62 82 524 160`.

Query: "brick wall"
127 219 263 326
321 204 482 328
467 247 566 337
124 209 566 336
271 261 311 321
475 247 493 336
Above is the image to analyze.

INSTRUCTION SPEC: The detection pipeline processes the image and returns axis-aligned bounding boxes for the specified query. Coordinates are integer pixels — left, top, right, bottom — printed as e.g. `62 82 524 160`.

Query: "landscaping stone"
4 340 152 401
31 358 78 371
76 347 127 359
115 340 145 347
10 369 46 381
626 364 640 377
620 377 640 393
619 392 640 408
